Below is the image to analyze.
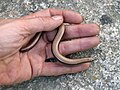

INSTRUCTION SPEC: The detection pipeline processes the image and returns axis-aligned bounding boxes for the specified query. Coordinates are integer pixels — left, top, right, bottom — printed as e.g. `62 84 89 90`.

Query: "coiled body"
20 23 92 65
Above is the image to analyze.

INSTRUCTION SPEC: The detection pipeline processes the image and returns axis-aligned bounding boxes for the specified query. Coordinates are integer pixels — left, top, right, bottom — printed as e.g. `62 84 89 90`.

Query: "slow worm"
20 23 93 65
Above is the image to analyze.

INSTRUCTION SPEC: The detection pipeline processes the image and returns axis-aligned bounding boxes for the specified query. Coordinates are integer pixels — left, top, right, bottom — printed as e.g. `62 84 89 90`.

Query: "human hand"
0 8 100 85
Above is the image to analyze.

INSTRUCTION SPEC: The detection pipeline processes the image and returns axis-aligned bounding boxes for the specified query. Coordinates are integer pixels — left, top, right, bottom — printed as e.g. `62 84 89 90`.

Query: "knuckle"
37 17 45 30
13 20 29 31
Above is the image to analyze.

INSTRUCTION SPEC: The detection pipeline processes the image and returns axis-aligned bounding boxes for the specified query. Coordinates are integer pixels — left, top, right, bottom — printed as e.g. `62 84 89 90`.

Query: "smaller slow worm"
20 32 42 52
20 23 93 65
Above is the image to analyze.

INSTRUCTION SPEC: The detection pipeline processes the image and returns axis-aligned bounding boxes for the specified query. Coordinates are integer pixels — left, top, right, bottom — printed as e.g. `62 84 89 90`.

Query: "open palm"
0 9 100 85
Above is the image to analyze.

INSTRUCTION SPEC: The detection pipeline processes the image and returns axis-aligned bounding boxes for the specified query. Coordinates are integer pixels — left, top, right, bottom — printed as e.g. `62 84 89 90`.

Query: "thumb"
17 16 63 33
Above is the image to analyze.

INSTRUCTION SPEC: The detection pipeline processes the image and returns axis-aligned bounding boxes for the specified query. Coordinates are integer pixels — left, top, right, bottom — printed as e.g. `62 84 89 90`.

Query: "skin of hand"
0 8 100 85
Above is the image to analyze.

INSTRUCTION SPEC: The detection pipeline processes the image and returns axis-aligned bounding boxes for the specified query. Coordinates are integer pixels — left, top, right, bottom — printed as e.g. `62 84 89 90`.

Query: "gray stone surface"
0 0 120 90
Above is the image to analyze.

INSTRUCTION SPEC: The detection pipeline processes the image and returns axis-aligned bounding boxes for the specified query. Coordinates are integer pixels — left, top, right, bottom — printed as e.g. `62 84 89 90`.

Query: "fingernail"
52 16 63 20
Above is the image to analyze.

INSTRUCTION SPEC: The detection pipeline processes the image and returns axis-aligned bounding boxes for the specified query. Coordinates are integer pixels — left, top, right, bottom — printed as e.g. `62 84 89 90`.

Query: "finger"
1 9 53 25
49 8 84 23
59 36 100 55
46 36 100 59
40 62 91 76
23 8 84 24
13 16 63 33
45 24 100 42
63 24 100 39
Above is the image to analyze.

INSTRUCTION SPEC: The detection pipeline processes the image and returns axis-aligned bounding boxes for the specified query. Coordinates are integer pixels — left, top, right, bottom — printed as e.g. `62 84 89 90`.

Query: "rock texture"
0 0 120 90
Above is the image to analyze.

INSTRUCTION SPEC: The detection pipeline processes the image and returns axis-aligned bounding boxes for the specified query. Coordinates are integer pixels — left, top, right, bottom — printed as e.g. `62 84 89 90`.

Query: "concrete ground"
0 0 120 90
